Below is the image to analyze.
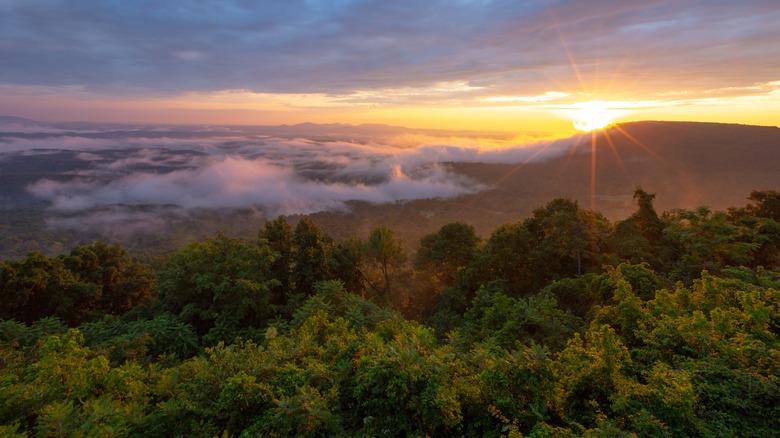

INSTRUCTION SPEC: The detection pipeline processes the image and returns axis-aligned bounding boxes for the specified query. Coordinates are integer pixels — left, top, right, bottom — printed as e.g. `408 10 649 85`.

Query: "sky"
1 0 779 135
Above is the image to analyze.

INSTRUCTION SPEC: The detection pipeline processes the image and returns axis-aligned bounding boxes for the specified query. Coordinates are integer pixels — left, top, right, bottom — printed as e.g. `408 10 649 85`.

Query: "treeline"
1 189 779 436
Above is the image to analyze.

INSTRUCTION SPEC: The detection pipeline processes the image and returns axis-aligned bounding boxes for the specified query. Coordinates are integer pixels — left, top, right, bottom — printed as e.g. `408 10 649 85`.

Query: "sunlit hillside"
308 121 780 247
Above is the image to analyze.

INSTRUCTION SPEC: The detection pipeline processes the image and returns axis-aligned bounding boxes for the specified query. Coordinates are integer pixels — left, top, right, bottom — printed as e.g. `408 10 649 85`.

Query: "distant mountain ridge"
0 115 42 127
0 116 538 138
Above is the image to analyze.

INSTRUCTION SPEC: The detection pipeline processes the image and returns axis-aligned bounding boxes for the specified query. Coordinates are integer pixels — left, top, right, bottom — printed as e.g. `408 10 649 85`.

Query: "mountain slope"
470 121 779 213
309 121 780 244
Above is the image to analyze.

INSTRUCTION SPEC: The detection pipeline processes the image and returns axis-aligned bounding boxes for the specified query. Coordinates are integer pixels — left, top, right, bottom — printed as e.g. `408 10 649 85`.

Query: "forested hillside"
1 189 779 436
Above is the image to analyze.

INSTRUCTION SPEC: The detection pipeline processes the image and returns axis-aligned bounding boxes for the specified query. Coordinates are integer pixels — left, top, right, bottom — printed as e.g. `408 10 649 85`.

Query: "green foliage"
351 319 462 436
0 252 96 325
609 188 669 268
459 344 553 436
458 282 579 351
0 329 154 435
80 313 198 363
64 241 156 316
126 314 199 360
0 316 67 349
330 237 366 295
360 226 407 303
289 280 395 332
416 222 480 287
589 268 780 436
0 242 155 326
2 190 779 436
524 198 609 279
664 207 760 282
0 423 25 437
460 221 537 296
609 262 664 301
139 312 358 436
552 325 634 429
259 216 295 308
731 189 780 222
293 218 335 298
158 233 278 345
542 274 604 319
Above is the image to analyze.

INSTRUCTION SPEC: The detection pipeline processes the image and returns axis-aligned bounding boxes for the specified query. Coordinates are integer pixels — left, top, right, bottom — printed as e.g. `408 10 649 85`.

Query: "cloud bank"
8 126 575 223
28 156 478 216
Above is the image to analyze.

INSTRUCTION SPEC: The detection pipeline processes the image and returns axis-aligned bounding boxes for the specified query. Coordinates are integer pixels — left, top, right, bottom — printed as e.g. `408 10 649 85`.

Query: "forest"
1 188 778 437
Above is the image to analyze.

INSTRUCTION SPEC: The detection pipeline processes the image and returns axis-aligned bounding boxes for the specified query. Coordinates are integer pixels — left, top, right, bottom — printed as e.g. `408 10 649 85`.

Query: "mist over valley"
1 117 778 257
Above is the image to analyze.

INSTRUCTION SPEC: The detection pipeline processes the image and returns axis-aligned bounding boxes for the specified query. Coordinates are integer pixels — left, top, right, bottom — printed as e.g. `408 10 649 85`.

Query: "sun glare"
571 100 617 131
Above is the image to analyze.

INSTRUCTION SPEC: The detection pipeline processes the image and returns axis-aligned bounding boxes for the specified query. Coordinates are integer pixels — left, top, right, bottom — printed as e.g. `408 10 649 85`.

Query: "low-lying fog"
0 121 576 233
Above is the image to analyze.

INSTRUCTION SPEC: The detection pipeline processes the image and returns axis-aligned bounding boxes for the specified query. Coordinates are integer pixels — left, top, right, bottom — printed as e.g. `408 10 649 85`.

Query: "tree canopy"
1 189 779 436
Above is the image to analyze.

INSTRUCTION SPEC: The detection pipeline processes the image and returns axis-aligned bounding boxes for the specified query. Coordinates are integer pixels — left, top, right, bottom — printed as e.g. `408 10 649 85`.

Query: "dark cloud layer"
2 0 778 99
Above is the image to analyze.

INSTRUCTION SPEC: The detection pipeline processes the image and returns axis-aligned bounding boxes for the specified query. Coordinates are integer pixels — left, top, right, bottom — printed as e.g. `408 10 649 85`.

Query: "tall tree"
63 241 155 316
259 216 295 307
293 218 334 298
0 253 97 325
632 188 665 241
158 233 277 344
331 237 367 296
415 222 480 288
609 188 670 268
732 190 780 222
460 222 537 296
727 190 780 268
524 198 608 278
361 227 406 303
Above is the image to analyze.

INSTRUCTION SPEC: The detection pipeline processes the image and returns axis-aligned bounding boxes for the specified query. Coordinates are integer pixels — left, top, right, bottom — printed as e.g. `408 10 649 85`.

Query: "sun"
571 100 617 131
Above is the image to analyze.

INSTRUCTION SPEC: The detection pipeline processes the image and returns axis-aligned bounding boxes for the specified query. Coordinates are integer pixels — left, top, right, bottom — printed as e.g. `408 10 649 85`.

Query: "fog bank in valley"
0 122 575 235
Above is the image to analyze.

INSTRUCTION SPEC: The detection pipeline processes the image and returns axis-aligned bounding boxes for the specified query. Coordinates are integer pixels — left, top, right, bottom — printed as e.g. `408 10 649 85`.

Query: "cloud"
43 206 175 237
0 136 123 152
27 156 480 216
18 126 576 220
1 0 778 103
